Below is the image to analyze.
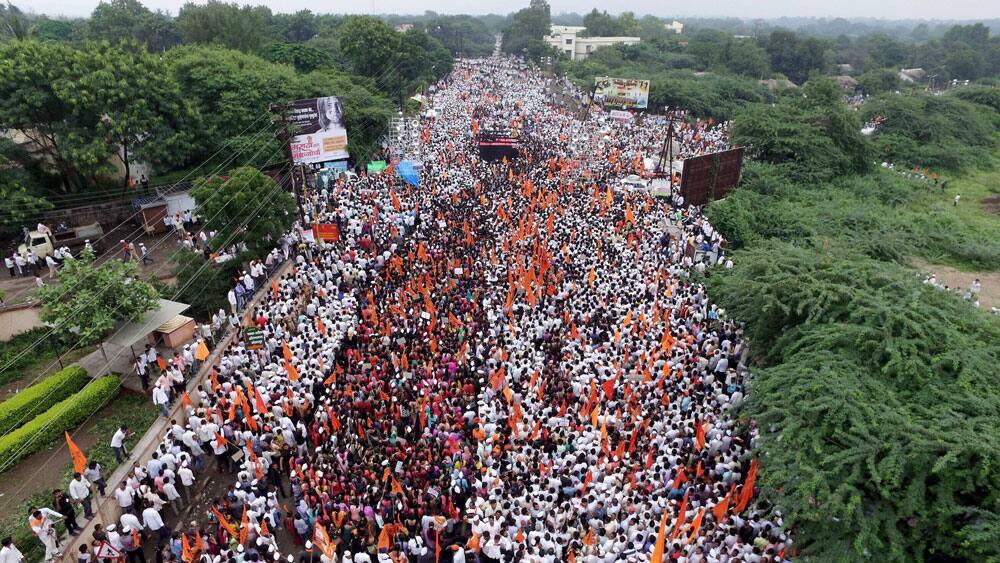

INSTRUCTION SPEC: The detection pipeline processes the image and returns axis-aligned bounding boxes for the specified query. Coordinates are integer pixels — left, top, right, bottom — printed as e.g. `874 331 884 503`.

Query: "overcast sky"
16 0 1000 21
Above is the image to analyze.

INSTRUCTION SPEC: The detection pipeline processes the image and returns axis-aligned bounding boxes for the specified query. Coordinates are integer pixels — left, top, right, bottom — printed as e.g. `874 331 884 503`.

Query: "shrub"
0 375 120 475
0 366 88 437
0 327 60 387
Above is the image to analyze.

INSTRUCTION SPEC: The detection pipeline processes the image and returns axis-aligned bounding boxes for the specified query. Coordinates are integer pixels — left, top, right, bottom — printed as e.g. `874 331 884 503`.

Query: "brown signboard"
680 147 746 206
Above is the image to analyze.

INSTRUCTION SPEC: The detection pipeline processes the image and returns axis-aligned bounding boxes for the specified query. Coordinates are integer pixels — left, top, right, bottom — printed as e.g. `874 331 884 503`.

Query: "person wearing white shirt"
152 385 170 417
162 477 182 515
177 463 195 503
68 473 93 519
142 505 169 545
113 481 135 513
0 537 24 563
119 512 142 536
110 425 130 463
28 508 63 561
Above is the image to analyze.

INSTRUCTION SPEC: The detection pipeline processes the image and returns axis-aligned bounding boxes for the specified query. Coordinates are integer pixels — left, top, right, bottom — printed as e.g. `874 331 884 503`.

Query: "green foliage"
732 79 872 182
705 243 1000 562
191 166 295 256
0 171 53 235
0 40 199 191
338 16 400 79
857 68 901 95
950 85 1000 113
425 15 495 57
762 29 827 84
705 164 1000 270
861 93 1000 171
502 0 550 59
176 0 273 52
0 366 88 437
0 375 120 475
0 391 156 562
37 251 160 345
259 41 332 72
581 9 639 38
89 0 180 51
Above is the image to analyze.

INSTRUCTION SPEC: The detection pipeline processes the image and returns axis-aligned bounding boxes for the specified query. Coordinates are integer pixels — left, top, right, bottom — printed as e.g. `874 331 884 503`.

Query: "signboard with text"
594 77 650 110
288 96 349 164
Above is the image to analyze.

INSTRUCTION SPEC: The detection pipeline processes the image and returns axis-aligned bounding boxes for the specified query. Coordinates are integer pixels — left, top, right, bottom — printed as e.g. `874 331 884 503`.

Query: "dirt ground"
910 257 1000 309
982 194 1000 214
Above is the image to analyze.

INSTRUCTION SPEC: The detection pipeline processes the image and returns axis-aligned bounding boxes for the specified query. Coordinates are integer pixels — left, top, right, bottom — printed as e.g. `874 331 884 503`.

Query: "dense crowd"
49 55 790 563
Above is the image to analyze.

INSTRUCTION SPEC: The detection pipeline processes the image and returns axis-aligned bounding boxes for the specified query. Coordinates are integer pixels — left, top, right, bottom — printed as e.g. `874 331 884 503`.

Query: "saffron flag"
195 340 210 362
65 432 87 473
649 511 669 563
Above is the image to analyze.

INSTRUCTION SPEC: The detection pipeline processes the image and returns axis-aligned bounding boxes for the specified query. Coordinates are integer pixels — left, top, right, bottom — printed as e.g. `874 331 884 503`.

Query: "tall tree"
190 166 296 256
176 0 273 52
502 0 550 58
37 249 160 345
88 0 179 52
0 40 198 191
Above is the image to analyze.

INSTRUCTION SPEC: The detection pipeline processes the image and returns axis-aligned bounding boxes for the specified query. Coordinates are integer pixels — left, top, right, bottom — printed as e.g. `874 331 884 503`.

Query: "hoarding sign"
288 96 349 164
594 77 650 110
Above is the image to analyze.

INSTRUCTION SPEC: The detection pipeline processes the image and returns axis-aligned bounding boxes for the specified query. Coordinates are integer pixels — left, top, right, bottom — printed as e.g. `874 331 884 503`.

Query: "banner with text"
594 77 650 110
289 96 349 164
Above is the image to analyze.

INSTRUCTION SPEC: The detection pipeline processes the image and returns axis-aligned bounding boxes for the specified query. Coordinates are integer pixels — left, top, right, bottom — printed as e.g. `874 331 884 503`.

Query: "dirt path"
910 258 1000 309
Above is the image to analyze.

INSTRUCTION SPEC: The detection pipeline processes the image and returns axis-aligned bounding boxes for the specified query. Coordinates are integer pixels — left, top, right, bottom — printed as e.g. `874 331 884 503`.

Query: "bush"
0 366 88 437
0 375 120 475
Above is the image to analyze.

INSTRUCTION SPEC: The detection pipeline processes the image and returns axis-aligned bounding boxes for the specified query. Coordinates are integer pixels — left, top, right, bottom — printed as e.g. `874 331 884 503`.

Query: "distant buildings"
545 25 640 61
899 68 927 83
664 20 684 34
395 24 413 32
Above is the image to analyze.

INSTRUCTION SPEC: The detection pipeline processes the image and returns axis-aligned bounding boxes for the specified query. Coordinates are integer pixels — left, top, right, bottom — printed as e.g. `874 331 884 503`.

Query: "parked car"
17 222 103 258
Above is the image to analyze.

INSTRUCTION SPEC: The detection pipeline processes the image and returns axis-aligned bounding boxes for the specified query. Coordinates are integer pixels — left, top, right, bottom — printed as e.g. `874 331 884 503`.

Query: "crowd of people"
52 54 790 563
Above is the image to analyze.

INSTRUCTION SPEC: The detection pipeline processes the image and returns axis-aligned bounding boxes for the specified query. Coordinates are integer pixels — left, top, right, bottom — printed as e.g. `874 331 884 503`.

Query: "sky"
16 0 1000 21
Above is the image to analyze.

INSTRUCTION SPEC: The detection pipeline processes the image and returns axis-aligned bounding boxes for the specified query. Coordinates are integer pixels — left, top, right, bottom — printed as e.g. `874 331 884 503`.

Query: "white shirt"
114 487 134 508
69 477 91 500
111 429 127 448
178 466 195 487
142 507 165 531
0 544 24 563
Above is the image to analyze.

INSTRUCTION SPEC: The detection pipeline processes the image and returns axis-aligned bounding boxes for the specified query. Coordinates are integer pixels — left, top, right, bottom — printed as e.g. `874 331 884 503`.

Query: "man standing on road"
68 472 94 520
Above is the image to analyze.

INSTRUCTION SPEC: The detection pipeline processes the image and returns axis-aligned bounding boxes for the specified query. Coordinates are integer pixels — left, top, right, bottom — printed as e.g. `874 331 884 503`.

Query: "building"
545 25 640 61
899 68 927 83
664 20 684 34
394 23 413 32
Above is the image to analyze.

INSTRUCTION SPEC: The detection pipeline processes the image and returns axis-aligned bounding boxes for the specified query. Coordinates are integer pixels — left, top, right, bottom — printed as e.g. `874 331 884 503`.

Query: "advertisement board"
680 147 746 206
594 77 650 110
313 223 341 241
609 110 633 122
288 96 349 164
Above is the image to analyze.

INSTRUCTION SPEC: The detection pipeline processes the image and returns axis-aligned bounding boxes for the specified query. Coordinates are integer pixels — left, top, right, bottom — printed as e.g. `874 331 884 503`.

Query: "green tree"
337 16 399 81
763 29 826 84
88 0 180 52
272 9 316 43
259 41 332 72
37 250 159 345
0 40 199 191
176 0 273 52
857 68 901 95
705 242 1000 562
426 15 495 57
191 166 295 256
581 9 618 37
502 0 550 59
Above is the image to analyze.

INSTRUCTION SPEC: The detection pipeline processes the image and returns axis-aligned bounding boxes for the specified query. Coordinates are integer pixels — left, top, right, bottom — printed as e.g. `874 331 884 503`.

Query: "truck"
17 222 104 259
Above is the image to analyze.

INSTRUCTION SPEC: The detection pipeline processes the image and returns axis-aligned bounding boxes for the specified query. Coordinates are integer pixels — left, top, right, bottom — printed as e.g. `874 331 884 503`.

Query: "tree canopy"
37 250 160 345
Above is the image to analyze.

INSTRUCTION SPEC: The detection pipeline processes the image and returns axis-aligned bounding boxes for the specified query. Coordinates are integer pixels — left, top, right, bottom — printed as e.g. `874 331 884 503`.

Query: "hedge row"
0 366 89 437
0 375 120 475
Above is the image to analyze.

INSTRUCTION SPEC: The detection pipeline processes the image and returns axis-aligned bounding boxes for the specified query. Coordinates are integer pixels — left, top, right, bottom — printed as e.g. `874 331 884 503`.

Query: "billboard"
680 147 746 207
288 96 349 164
594 77 650 110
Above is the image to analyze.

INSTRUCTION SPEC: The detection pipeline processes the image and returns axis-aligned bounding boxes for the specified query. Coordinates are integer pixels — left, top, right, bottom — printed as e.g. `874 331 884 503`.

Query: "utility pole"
271 103 305 225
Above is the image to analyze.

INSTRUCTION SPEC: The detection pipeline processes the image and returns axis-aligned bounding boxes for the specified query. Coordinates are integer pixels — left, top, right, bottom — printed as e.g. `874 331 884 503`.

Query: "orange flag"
285 361 299 381
582 529 596 545
239 505 248 545
211 506 238 540
312 524 336 559
271 280 279 299
259 518 269 537
712 491 732 524
182 533 194 562
254 387 268 413
378 525 392 551
672 466 687 489
649 511 669 563
65 432 87 473
669 490 690 541
391 192 402 211
695 420 706 451
282 339 293 363
736 459 759 513
195 340 210 362
686 508 705 544
588 267 596 287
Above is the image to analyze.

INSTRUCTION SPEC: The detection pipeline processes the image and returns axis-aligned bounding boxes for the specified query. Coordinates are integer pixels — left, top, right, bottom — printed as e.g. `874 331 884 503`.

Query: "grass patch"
0 391 158 562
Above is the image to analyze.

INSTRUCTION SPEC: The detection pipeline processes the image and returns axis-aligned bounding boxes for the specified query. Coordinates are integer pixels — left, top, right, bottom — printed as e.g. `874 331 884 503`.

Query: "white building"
545 25 640 61
664 20 684 34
